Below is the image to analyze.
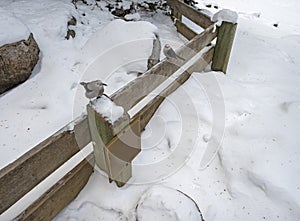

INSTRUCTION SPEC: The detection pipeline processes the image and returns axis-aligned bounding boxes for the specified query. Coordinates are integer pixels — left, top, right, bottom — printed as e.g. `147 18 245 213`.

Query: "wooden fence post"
212 21 237 74
87 103 141 187
171 0 183 21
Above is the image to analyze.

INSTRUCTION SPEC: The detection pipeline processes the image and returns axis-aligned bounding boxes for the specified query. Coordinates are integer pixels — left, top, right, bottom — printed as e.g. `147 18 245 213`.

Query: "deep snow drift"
0 0 300 220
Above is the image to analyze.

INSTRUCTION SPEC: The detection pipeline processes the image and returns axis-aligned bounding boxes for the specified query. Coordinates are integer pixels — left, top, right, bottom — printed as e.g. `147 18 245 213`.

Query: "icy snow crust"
1 0 300 220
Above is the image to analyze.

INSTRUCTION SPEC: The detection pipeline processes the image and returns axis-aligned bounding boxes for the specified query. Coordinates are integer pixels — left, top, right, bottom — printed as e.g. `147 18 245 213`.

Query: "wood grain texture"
167 0 213 29
87 105 133 186
87 105 110 173
175 19 198 40
111 25 217 112
104 117 140 185
106 117 141 163
14 154 94 221
136 47 215 130
0 116 90 214
171 0 183 21
114 163 132 187
212 22 237 74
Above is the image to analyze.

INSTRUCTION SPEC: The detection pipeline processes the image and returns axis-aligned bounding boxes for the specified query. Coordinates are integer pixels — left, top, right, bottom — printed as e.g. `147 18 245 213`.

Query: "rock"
106 4 114 11
65 29 76 40
184 0 197 6
67 16 77 26
112 6 126 17
0 33 40 94
66 16 77 40
112 3 136 18
147 33 161 70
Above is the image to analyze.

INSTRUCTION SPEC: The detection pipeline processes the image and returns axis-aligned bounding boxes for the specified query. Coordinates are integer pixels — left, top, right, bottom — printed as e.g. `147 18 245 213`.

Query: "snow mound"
82 19 158 62
0 7 30 46
91 96 124 123
1 1 77 42
136 186 203 221
79 19 159 94
212 9 238 24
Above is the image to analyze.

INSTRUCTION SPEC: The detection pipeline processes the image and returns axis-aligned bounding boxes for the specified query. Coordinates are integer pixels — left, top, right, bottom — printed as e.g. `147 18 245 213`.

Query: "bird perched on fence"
163 44 185 61
80 80 108 101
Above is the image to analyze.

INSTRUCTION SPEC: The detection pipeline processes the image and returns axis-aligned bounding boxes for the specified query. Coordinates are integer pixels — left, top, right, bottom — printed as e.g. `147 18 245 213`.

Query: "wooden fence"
0 0 236 220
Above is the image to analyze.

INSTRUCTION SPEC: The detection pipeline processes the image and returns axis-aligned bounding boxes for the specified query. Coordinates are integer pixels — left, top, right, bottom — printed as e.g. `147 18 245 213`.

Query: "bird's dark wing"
85 87 93 93
85 83 96 93
167 48 178 58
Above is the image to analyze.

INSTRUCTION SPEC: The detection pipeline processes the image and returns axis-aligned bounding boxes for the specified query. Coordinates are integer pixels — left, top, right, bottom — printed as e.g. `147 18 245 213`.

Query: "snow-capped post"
87 97 141 187
211 9 238 74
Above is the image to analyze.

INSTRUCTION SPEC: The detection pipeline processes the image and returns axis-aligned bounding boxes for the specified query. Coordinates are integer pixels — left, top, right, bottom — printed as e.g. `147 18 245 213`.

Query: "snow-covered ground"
1 0 300 220
0 0 179 170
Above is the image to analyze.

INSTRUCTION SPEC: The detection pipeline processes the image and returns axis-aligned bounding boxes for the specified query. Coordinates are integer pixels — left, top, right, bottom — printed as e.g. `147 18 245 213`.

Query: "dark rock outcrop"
0 33 40 94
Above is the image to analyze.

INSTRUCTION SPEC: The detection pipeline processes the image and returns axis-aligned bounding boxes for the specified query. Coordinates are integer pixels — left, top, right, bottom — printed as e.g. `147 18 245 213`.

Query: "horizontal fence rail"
0 0 238 219
174 19 198 40
167 0 213 29
134 47 215 129
14 154 94 221
1 28 217 220
0 117 90 214
111 24 217 112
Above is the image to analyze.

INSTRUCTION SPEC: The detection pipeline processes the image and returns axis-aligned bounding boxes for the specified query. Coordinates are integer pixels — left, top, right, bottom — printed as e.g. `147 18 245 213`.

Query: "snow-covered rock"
0 33 40 94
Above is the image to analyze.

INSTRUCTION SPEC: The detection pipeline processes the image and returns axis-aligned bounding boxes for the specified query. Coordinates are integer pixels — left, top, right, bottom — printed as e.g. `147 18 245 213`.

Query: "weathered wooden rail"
0 0 237 220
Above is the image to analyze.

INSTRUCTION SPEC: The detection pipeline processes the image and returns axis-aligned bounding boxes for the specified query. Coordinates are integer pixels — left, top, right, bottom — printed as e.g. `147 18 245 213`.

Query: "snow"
135 186 203 221
0 8 30 46
1 0 300 220
125 13 141 21
91 96 124 124
211 9 238 24
0 2 158 170
56 1 300 220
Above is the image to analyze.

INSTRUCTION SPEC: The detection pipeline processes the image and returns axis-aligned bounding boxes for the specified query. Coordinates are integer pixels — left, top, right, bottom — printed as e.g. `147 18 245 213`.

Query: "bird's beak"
102 83 107 86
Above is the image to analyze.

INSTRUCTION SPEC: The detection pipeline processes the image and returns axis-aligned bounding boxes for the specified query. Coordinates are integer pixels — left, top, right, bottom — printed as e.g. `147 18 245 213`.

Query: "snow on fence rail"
0 1 237 220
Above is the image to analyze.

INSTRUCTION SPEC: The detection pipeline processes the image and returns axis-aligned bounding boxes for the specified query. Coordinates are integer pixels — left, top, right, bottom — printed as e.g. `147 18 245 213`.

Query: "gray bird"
80 80 107 100
163 44 185 61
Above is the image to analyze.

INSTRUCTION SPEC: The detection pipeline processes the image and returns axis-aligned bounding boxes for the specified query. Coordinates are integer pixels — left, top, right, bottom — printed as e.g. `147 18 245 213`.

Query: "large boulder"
0 33 40 94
